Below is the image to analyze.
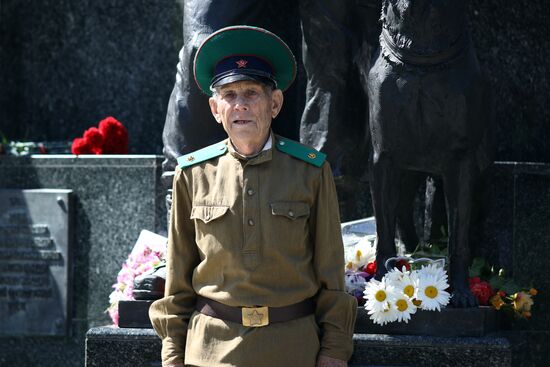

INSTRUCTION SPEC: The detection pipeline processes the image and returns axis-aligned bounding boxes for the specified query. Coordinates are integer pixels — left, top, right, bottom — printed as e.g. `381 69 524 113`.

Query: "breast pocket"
269 202 310 251
190 205 230 250
190 205 229 224
270 202 310 221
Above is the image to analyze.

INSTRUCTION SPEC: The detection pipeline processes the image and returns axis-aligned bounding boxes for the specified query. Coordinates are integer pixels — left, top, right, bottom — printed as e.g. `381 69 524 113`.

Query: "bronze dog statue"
367 0 494 307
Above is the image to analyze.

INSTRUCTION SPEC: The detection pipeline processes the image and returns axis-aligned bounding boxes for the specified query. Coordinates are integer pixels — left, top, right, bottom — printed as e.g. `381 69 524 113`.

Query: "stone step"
86 326 527 367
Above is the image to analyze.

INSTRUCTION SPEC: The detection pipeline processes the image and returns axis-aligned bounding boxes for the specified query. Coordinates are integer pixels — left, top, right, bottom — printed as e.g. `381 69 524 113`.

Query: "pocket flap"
270 202 310 220
190 205 229 223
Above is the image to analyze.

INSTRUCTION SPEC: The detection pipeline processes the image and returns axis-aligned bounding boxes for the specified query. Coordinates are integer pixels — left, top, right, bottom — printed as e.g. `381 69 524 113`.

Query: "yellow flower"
490 294 505 310
364 279 396 313
513 291 534 312
416 271 450 311
393 295 417 323
529 288 538 296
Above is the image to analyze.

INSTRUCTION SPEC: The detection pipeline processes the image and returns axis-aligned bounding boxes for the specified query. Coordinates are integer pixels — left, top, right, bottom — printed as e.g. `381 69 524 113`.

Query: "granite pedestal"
86 327 161 367
90 305 516 366
86 326 527 367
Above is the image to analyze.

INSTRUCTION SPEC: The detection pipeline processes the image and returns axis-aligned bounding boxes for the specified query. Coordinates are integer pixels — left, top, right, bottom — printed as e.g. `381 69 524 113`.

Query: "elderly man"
150 26 357 367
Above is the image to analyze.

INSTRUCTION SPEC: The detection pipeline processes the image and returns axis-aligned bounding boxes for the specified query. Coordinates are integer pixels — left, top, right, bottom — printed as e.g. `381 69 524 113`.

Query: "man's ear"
209 97 221 124
271 89 284 119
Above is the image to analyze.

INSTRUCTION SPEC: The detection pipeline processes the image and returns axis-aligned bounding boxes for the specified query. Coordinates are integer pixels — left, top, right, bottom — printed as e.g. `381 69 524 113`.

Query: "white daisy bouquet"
363 259 450 325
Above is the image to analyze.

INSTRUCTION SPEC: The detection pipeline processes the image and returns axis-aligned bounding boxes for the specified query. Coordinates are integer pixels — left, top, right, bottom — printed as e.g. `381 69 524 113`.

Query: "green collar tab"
275 136 326 167
177 141 228 168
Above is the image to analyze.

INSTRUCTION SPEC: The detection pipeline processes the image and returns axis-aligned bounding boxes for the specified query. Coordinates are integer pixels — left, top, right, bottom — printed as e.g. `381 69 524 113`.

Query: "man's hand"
316 355 347 367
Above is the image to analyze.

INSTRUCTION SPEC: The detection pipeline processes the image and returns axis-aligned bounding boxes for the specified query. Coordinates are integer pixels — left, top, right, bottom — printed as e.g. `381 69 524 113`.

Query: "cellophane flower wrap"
344 235 377 306
106 230 167 326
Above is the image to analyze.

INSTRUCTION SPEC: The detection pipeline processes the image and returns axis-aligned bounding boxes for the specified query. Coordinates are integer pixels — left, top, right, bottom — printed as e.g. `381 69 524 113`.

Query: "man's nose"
233 95 249 110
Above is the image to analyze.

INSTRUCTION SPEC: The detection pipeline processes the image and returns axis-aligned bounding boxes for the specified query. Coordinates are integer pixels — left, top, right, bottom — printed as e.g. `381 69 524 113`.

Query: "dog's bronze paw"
450 287 479 308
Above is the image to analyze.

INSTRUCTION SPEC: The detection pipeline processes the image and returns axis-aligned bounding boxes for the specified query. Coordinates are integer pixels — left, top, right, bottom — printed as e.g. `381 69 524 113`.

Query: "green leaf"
501 279 522 295
469 257 486 277
412 243 439 257
0 130 8 145
489 274 504 290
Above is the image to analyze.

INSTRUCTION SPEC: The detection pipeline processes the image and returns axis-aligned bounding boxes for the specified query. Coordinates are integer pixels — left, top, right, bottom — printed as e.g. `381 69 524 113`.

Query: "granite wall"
0 0 182 154
1 1 548 162
475 162 550 367
468 1 550 162
0 155 165 366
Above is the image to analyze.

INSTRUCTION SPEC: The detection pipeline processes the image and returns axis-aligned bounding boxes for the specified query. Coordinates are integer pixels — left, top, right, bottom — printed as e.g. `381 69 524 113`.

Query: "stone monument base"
86 327 161 367
355 306 501 337
117 302 502 336
86 326 526 367
351 333 527 367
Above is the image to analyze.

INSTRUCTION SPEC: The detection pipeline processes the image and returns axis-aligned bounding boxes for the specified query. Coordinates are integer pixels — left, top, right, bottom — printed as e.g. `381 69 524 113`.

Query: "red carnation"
365 261 377 275
468 277 481 286
99 116 129 154
396 259 411 271
470 280 494 306
83 127 104 154
72 137 93 155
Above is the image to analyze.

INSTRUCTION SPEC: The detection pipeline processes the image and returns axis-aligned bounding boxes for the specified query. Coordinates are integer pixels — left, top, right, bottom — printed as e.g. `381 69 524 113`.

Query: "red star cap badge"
236 59 248 68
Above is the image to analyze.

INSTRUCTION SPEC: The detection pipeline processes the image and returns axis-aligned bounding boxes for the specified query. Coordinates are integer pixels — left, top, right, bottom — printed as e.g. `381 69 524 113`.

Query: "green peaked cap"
276 137 326 167
194 25 297 96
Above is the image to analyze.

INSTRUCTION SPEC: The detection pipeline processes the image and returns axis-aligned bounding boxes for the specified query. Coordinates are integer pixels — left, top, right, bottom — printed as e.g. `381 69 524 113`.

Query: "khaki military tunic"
150 133 357 367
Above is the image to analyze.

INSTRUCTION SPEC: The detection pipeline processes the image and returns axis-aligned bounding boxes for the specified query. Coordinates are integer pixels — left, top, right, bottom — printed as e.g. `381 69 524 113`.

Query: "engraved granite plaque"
0 189 73 336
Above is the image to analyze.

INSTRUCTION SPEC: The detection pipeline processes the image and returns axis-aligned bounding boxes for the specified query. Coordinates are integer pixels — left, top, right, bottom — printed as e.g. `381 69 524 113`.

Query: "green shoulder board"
275 136 326 167
177 141 228 168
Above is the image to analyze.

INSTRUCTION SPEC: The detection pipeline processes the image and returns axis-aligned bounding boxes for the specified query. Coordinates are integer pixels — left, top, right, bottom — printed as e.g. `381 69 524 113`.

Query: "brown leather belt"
195 295 315 327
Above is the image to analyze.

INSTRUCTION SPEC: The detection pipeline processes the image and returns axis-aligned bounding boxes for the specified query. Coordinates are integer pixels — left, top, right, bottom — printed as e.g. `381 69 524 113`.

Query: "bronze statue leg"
396 171 425 253
299 0 353 175
443 157 479 307
370 156 401 279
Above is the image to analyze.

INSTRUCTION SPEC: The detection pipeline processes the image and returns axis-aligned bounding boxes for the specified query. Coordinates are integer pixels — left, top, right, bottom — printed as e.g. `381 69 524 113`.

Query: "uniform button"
247 188 255 196
248 219 255 226
205 214 211 220
288 210 294 218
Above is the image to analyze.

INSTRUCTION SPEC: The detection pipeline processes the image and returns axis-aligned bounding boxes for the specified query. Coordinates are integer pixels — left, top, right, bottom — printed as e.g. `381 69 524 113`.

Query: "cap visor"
211 74 275 90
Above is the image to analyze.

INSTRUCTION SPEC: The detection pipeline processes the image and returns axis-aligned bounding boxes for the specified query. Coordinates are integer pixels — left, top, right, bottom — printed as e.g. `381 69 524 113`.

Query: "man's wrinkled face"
209 80 283 154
